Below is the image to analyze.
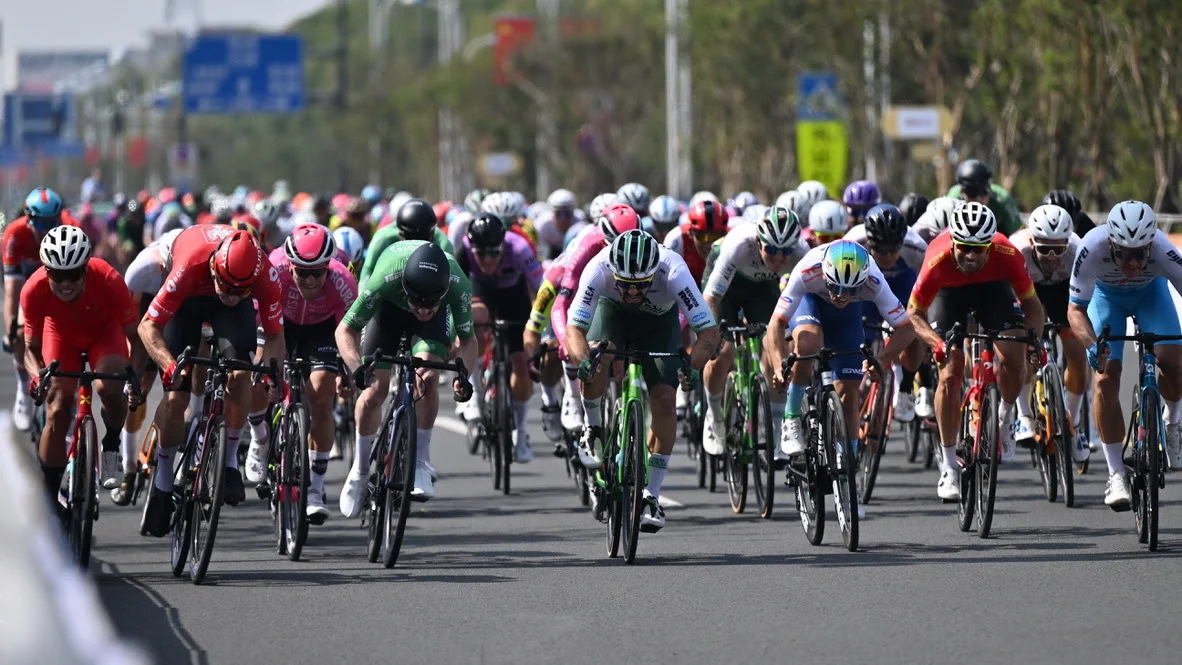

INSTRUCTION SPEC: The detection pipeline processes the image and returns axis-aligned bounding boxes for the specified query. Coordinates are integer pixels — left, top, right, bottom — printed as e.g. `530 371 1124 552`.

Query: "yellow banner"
795 120 848 197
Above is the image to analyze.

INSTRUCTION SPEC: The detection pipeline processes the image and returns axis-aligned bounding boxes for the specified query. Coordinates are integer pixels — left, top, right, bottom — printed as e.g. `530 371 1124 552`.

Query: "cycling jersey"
910 213 943 244
3 213 82 280
1068 226 1182 301
456 232 543 292
267 248 357 325
533 208 588 259
702 223 808 299
553 226 609 335
146 225 285 335
1009 228 1081 286
909 230 1035 311
124 229 183 295
527 254 571 335
361 225 454 283
772 244 909 328
661 226 708 284
843 224 928 274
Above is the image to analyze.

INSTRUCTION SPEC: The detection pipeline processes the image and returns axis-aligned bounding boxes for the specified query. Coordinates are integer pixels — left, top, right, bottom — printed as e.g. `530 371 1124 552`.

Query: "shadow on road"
95 561 209 665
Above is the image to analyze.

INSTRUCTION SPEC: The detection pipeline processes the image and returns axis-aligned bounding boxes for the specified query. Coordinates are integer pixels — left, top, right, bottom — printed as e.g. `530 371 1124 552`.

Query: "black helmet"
897 192 928 226
467 212 507 249
1042 189 1082 223
312 195 332 212
863 204 908 248
396 198 438 240
956 159 992 194
403 243 451 308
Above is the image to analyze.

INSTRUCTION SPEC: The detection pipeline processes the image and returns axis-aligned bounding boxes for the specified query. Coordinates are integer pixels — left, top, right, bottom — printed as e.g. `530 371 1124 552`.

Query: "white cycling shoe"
339 464 366 518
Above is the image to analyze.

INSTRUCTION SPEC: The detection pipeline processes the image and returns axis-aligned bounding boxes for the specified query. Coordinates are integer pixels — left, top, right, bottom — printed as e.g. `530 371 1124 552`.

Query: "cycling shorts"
360 304 452 367
41 317 129 375
284 318 340 371
1087 278 1182 362
925 281 1025 335
471 277 530 354
585 299 683 388
789 293 865 380
163 296 258 373
1034 281 1070 330
716 276 781 330
863 266 917 341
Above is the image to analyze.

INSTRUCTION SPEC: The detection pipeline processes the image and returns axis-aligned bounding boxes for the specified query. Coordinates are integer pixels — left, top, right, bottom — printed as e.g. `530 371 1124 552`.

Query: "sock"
1065 390 1084 426
706 393 723 422
1164 399 1182 425
310 451 330 493
120 429 138 473
469 367 484 400
646 453 670 499
225 427 244 469
355 432 377 473
1000 400 1016 426
187 392 202 420
542 382 561 407
676 385 690 409
899 368 916 394
40 463 65 501
416 428 433 466
513 400 529 438
1102 441 1125 475
563 365 582 399
786 383 807 418
583 398 602 427
917 362 934 389
1016 383 1034 420
154 447 177 492
892 364 904 396
248 409 269 444
771 402 786 437
940 446 958 473
14 357 29 394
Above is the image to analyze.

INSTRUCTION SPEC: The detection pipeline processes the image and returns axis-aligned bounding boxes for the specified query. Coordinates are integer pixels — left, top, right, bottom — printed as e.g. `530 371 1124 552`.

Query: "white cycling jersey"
125 229 183 295
446 210 474 250
772 243 909 327
533 208 588 259
910 212 942 244
1069 225 1182 302
569 244 717 333
1009 228 1081 286
843 224 928 273
703 222 808 299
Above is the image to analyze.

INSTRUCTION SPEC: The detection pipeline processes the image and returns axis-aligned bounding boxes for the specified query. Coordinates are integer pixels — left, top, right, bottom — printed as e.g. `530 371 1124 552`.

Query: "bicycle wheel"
956 402 976 532
793 439 825 545
903 417 920 463
1045 369 1075 506
497 362 513 496
383 408 417 568
604 425 623 558
282 404 311 561
822 390 858 551
335 395 357 467
1135 391 1162 550
169 431 197 577
751 375 775 519
132 423 161 507
975 385 1001 538
723 375 748 514
190 419 227 584
621 400 647 564
69 418 98 569
691 382 707 488
923 420 938 469
1031 380 1058 503
365 406 393 563
858 378 891 505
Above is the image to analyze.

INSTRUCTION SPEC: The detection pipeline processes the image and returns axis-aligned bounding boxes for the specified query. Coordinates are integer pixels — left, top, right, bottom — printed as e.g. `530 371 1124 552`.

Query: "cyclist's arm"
764 267 809 375
566 265 607 366
1067 302 1096 348
689 324 720 372
3 277 22 343
138 317 175 370
906 303 942 352
1018 292 1046 339
869 278 916 365
18 284 43 375
702 237 737 310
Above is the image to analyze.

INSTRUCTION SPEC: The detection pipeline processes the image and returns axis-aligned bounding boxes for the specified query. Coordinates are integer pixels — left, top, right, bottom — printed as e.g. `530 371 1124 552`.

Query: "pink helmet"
284 223 337 268
597 202 641 241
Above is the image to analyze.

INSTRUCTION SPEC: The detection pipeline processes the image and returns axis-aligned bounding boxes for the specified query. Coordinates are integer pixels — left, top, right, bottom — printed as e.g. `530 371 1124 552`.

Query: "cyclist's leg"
1087 285 1128 477
982 291 1027 455
36 321 80 502
464 284 492 419
305 320 341 503
785 295 824 455
89 326 133 453
354 309 397 472
812 297 865 444
209 297 260 479
409 310 453 495
927 287 969 473
492 281 535 458
886 267 921 416
742 281 787 434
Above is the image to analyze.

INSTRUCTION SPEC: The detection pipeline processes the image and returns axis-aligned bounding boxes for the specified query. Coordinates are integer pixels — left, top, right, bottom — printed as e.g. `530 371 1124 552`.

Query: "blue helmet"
360 185 382 205
25 187 63 220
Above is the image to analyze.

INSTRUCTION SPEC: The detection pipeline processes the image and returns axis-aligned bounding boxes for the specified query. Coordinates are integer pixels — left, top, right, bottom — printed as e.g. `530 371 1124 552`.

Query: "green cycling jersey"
945 182 1024 236
360 225 454 283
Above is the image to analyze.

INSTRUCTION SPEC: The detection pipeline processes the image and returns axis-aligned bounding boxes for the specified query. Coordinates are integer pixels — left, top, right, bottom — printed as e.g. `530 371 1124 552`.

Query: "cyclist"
333 227 366 280
795 180 830 221
523 249 573 447
22 226 146 508
906 202 1045 501
911 196 960 244
210 197 236 225
152 201 193 241
617 182 653 224
3 187 81 431
946 159 1023 236
138 227 287 537
844 204 930 421
802 199 849 248
336 241 476 511
701 206 809 458
533 189 583 260
897 193 929 228
456 212 544 463
329 197 373 244
1043 189 1096 238
1009 204 1090 462
568 230 722 531
842 180 882 226
649 195 682 240
362 198 454 284
463 188 492 215
1067 200 1182 509
481 192 537 254
664 200 729 284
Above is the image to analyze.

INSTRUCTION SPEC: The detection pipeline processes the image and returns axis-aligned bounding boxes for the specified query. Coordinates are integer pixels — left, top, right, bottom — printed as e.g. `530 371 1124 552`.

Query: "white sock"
583 399 602 427
676 385 690 409
542 382 561 406
1065 390 1084 427
513 400 529 439
892 364 904 396
563 369 583 399
355 432 377 473
248 409 269 444
187 392 202 420
154 447 177 492
225 427 244 469
1000 400 1016 426
771 402 786 440
1102 441 1125 475
120 429 138 473
940 446 957 473
1016 383 1034 420
1164 399 1182 425
469 367 484 400
646 453 670 499
707 393 723 421
310 451 330 493
416 428 433 466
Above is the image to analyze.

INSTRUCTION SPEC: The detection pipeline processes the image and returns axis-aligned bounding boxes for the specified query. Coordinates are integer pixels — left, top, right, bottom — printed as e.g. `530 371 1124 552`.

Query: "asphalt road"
6 365 1182 665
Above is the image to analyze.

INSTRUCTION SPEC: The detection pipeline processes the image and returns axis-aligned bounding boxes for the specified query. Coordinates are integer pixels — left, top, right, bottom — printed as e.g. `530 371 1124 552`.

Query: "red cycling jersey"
3 211 82 279
909 230 1036 311
146 225 285 334
671 226 707 283
21 258 138 372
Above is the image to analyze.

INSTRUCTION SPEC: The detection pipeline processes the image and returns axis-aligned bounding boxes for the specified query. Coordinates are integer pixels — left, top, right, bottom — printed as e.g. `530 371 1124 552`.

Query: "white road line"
435 414 469 436
658 495 683 508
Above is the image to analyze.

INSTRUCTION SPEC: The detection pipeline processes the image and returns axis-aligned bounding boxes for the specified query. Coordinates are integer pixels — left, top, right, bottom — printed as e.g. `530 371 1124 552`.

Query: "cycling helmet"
25 187 63 219
949 201 997 244
597 203 641 241
39 225 91 270
797 180 830 206
253 199 280 226
587 192 619 221
757 206 802 248
609 229 660 281
396 198 438 240
687 200 728 234
649 195 681 225
211 230 264 289
1026 204 1073 242
463 188 491 214
775 190 806 217
730 191 759 214
360 185 382 205
842 180 882 211
432 201 454 225
157 204 188 235
333 227 365 265
388 191 414 217
956 159 992 194
211 197 235 223
527 201 550 221
863 204 908 247
743 204 769 222
402 243 452 308
1042 189 1082 223
467 212 508 249
230 215 262 243
481 192 525 222
822 240 871 292
808 200 849 237
617 183 652 213
284 223 336 268
345 197 369 216
1106 200 1157 249
546 188 577 211
926 196 961 231
897 192 929 226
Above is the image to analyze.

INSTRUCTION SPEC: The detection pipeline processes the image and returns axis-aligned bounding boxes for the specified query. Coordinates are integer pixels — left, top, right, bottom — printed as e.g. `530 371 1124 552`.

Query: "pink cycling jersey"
553 225 607 335
267 248 358 326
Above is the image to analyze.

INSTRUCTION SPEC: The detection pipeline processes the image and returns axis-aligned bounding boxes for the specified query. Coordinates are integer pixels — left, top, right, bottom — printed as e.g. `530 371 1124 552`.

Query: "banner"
493 16 536 86
17 50 109 93
795 120 847 198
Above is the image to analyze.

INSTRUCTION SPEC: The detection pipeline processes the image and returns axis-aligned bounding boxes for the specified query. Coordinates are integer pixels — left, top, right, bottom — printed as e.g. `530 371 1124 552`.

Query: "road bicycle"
718 321 775 517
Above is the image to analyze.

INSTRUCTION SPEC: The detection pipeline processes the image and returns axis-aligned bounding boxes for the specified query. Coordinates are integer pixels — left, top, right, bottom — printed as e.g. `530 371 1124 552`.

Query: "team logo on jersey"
802 265 824 282
1072 247 1089 277
677 287 699 310
927 253 947 269
581 286 596 306
1167 249 1182 268
994 243 1015 256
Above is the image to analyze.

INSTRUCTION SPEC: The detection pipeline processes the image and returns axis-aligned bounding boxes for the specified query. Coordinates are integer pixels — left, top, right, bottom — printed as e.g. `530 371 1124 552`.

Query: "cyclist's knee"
1095 362 1122 394
793 328 822 355
1155 345 1182 373
94 379 124 407
361 372 390 404
416 368 440 395
307 381 334 413
46 384 74 422
650 384 675 410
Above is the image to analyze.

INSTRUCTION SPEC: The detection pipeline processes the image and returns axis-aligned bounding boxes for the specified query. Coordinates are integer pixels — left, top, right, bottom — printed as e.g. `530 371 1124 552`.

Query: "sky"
0 0 332 87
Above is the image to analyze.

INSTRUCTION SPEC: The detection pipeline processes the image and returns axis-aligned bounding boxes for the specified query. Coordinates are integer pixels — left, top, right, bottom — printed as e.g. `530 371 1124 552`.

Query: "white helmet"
252 199 280 226
808 200 849 236
648 195 681 225
388 191 414 217
689 190 718 206
743 203 769 222
797 180 830 206
546 188 577 210
40 224 91 271
482 191 525 221
608 229 660 281
1106 200 1157 249
211 196 235 222
587 192 619 221
757 206 803 248
775 190 803 211
333 226 366 264
617 182 652 212
949 201 997 244
925 196 961 231
1026 204 1073 242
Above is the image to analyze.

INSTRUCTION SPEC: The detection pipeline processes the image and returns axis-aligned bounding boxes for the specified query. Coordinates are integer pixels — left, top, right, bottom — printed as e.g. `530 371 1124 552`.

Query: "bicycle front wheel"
1043 369 1075 507
751 375 775 519
858 378 891 505
1032 380 1058 503
975 385 1001 538
1136 391 1162 550
282 404 311 562
823 390 858 552
621 400 646 564
383 408 417 568
133 423 161 507
190 419 227 584
70 417 99 569
723 374 748 514
497 365 513 496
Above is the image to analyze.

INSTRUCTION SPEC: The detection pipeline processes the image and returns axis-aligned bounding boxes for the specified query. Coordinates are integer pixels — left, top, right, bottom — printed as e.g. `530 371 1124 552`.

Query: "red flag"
493 16 536 86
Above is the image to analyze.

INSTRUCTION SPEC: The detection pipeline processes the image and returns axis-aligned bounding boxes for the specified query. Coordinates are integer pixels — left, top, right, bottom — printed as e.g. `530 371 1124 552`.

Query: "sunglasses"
760 243 794 256
474 247 503 258
692 231 725 244
953 242 990 255
294 267 327 281
47 267 85 283
615 277 654 293
1033 244 1068 257
1113 246 1149 262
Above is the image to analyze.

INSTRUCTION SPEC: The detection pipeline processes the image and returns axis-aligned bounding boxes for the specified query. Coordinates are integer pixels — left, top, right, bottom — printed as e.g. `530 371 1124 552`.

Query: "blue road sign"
182 33 306 114
2 93 81 153
796 72 843 121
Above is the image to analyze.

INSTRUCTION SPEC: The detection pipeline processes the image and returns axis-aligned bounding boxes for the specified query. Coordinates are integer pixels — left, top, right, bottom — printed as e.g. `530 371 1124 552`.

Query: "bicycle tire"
904 415 921 463
691 382 707 488
383 408 417 568
604 422 623 559
133 423 161 507
1032 379 1058 503
923 420 938 469
858 378 891 504
190 419 227 584
71 417 98 569
622 400 646 564
1136 390 1162 551
975 385 1001 538
723 374 748 514
283 404 311 561
365 403 394 563
794 429 825 546
751 375 775 519
823 390 858 551
956 398 976 532
497 363 513 495
1044 368 1075 506
267 406 286 555
169 427 198 577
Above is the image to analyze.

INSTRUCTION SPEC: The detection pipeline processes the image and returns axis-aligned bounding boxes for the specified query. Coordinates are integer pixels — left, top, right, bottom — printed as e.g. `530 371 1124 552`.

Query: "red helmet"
211 230 264 290
687 200 728 233
432 201 454 225
597 203 641 241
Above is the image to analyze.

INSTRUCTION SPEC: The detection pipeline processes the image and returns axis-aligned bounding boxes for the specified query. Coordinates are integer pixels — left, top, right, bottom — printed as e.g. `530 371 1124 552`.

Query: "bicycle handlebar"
174 345 281 388
1096 324 1182 345
943 321 1038 348
585 342 692 377
780 344 883 384
355 351 470 395
719 321 767 339
34 359 143 407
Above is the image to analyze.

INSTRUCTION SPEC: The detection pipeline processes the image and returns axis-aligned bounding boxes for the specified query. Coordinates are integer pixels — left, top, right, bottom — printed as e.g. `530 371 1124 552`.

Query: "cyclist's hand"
453 375 473 403
862 359 881 383
162 360 187 390
678 368 700 391
124 382 145 409
933 340 949 366
264 377 286 404
352 356 372 390
335 374 353 398
577 357 598 381
527 359 542 382
28 374 41 401
1 335 10 354
1087 341 1109 372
